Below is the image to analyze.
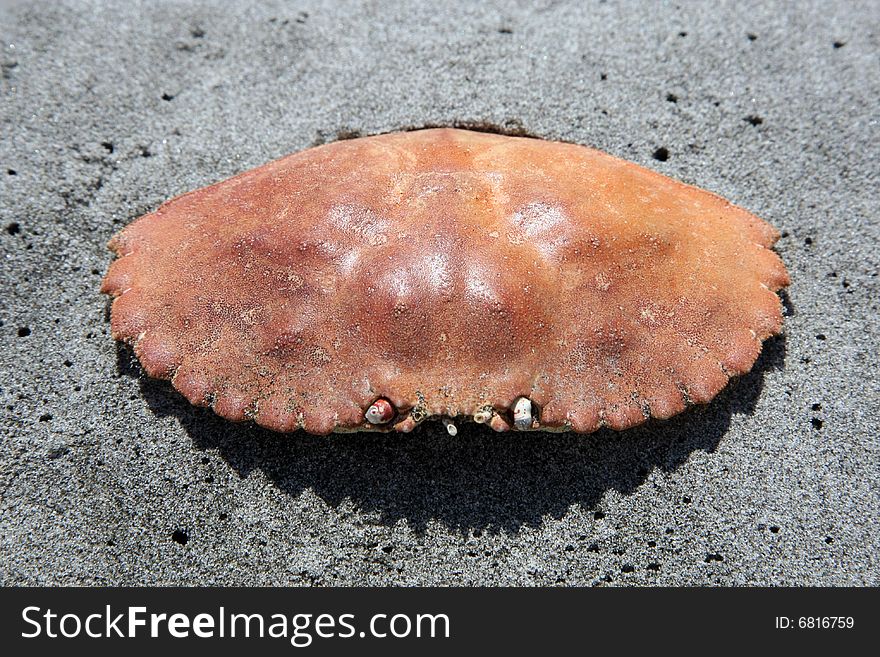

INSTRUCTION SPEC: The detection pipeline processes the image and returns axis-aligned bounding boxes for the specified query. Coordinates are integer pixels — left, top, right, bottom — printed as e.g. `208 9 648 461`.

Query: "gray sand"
1 0 877 585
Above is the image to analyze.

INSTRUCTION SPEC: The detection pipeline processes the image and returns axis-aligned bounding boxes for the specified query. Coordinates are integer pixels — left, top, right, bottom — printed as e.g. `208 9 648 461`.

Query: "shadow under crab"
124 333 786 533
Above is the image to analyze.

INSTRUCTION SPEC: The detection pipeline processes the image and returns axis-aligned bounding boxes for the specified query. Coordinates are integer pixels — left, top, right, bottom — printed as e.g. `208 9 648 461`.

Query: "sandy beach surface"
1 0 877 585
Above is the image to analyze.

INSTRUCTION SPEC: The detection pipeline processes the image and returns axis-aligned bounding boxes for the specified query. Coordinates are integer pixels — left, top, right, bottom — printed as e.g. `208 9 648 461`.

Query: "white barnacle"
365 398 394 424
513 397 534 430
473 408 493 424
441 417 458 436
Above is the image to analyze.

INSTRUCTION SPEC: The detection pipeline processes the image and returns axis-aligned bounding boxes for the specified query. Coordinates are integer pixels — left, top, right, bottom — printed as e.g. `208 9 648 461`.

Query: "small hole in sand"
652 147 669 161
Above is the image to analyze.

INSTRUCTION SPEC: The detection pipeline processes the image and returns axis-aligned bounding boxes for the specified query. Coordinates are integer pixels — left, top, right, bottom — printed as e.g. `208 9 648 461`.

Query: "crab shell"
101 128 790 435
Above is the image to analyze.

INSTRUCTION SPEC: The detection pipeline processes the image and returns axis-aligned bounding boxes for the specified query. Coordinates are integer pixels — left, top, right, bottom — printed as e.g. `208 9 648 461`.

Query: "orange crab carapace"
102 129 790 435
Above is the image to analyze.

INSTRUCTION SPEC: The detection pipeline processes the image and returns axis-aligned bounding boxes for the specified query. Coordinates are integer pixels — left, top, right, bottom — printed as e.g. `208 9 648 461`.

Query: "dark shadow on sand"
121 334 786 533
